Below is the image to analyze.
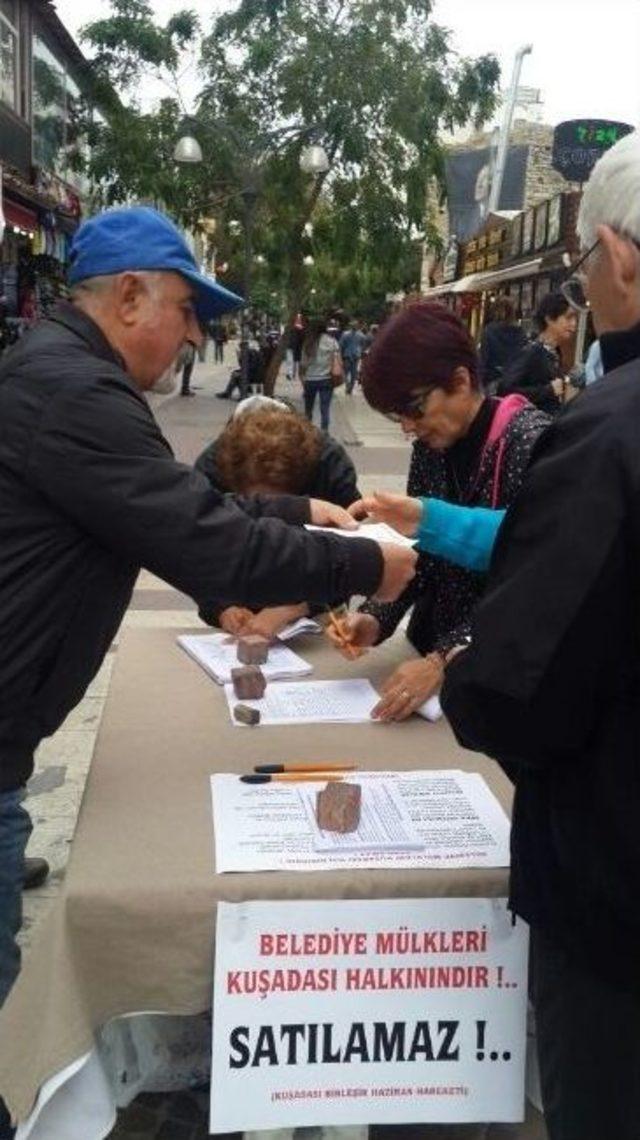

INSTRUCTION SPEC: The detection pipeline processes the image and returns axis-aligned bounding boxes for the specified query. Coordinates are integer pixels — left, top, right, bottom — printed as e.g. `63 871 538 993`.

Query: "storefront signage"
552 119 633 183
210 898 529 1133
442 236 460 284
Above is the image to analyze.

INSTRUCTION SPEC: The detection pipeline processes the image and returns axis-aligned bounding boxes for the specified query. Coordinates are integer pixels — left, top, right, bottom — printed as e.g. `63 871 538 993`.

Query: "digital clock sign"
552 119 633 183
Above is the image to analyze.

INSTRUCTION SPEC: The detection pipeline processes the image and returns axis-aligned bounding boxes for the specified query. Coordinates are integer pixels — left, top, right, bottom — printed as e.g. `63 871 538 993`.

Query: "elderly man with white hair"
442 129 640 1140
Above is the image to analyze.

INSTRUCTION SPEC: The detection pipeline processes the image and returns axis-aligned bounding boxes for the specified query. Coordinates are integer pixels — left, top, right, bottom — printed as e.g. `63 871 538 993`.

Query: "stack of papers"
305 521 415 548
210 769 511 872
177 632 312 685
224 678 379 726
298 780 424 852
276 617 322 641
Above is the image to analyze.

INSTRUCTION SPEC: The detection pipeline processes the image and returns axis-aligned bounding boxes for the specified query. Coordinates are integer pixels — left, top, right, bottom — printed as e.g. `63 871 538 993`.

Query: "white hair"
578 129 640 250
233 395 290 418
71 270 165 304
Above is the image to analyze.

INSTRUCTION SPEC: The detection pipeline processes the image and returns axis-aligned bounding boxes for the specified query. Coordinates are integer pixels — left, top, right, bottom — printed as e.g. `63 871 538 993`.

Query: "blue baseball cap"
68 206 243 321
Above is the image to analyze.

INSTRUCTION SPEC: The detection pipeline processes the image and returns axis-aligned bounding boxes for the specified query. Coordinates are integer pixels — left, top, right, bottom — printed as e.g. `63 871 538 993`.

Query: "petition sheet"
224 678 380 726
210 769 510 873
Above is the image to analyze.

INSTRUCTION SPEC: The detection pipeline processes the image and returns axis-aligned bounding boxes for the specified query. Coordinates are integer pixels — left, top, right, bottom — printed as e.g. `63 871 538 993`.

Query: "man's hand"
348 491 421 537
372 654 444 722
309 499 359 530
327 613 380 658
218 606 254 636
242 603 308 642
371 542 417 602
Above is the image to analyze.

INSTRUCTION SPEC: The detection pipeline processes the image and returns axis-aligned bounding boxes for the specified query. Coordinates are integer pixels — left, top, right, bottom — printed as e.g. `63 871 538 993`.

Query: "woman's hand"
218 606 254 637
372 654 444 722
348 491 421 537
309 499 359 530
242 604 308 642
326 613 380 658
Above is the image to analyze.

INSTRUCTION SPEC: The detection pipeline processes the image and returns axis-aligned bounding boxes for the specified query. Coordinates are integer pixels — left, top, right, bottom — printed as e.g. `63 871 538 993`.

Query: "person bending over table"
330 301 549 722
195 396 361 641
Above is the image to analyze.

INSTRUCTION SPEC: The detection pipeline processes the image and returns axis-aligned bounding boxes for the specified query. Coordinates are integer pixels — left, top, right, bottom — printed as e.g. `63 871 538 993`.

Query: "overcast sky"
54 0 640 129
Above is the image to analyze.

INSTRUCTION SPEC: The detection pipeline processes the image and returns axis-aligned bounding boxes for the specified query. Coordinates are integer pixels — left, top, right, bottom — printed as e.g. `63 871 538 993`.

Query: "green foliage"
78 0 500 317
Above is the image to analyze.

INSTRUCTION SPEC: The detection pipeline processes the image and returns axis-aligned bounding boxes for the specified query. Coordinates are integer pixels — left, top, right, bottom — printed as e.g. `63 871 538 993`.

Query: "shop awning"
461 258 543 293
3 197 38 233
423 259 543 299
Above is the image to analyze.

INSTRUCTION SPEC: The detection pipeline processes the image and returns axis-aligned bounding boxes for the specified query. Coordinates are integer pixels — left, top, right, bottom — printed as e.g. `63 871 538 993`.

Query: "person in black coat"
479 295 527 391
195 396 361 639
442 129 640 1140
498 290 580 413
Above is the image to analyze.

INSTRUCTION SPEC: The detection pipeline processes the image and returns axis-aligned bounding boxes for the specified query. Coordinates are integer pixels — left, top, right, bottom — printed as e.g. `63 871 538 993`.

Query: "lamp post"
174 123 330 394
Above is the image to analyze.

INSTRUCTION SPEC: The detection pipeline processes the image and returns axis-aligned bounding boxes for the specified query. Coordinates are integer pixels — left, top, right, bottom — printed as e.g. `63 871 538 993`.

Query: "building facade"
1 0 91 334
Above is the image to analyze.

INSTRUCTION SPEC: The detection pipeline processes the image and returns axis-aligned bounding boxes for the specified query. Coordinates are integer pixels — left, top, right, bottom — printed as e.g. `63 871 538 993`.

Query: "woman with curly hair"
194 397 360 639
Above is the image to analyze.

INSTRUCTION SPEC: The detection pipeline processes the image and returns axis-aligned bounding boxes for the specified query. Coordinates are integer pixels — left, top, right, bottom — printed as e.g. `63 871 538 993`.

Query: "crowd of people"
1 126 640 1140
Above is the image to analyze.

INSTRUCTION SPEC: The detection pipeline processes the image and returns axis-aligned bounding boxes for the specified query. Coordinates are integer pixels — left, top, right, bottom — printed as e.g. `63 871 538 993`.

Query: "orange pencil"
254 763 358 773
326 609 363 660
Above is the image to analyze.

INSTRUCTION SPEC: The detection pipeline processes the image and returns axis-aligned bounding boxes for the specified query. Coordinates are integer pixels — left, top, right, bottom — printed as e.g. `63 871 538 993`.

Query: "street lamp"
173 135 203 164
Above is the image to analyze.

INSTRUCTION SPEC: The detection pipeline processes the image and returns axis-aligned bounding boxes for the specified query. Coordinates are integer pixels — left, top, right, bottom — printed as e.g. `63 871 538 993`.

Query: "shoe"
23 857 49 890
180 390 196 397
216 392 231 399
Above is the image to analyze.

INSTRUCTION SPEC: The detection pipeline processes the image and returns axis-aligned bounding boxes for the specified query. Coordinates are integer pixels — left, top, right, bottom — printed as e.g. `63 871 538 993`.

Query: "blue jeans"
344 356 359 393
303 380 333 432
0 787 31 1007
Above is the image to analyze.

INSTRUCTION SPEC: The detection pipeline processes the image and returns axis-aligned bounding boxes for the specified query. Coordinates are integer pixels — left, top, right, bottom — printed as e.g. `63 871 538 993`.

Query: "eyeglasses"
385 387 435 423
560 233 640 312
560 239 599 312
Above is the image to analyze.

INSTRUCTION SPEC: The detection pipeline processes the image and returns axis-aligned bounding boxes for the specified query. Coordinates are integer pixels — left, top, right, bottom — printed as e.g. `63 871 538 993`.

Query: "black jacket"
498 339 563 414
442 344 640 986
0 304 382 790
195 430 361 508
479 322 528 388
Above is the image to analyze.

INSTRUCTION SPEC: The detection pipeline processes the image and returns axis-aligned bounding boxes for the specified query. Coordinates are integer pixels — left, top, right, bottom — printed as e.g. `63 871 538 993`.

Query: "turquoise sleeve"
416 498 505 572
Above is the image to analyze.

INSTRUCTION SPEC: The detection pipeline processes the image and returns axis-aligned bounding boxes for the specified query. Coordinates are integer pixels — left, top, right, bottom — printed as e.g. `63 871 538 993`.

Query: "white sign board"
211 897 529 1133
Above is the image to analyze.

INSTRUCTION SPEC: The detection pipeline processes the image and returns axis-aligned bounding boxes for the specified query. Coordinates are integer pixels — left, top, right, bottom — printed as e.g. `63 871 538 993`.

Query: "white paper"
276 617 323 641
177 632 312 685
305 521 415 548
416 694 443 722
224 678 380 727
298 780 424 852
210 769 511 872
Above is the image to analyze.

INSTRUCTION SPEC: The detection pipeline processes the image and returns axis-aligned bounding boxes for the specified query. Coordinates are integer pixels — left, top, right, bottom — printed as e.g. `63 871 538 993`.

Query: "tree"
79 0 500 388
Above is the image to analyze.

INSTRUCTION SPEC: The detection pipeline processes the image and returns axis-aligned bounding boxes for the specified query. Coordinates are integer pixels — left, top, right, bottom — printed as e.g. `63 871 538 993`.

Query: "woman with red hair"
337 301 549 721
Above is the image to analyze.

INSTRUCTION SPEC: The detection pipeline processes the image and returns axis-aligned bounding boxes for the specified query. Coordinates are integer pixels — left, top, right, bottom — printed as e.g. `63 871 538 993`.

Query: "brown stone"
233 703 261 726
231 665 266 700
237 635 269 665
316 782 361 833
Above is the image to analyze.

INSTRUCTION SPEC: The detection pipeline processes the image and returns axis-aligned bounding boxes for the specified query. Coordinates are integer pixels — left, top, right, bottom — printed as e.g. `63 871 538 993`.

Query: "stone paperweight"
231 665 267 700
237 635 269 665
234 703 261 726
316 782 362 833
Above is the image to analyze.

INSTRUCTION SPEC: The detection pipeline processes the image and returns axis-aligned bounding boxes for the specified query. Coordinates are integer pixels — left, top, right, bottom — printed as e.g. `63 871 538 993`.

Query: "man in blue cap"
0 207 416 1078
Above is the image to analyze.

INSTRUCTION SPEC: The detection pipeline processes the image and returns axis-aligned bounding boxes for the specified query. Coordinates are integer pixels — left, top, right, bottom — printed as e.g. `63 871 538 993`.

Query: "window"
32 33 89 192
0 0 18 111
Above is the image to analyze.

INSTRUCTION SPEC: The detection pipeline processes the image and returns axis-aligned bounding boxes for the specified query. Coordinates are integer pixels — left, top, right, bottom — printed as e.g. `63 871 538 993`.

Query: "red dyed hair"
361 301 479 415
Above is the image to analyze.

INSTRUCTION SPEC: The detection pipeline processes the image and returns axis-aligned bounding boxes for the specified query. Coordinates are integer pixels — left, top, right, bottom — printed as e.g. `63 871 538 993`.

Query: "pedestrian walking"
286 314 305 381
479 295 528 392
339 319 366 393
300 318 343 432
0 203 416 1100
211 320 227 364
442 128 640 1140
498 291 580 412
179 341 196 396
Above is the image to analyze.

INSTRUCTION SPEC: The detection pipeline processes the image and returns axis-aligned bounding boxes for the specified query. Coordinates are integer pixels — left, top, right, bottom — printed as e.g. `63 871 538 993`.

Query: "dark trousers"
303 379 333 431
344 355 359 393
531 926 640 1140
181 357 195 394
214 341 224 363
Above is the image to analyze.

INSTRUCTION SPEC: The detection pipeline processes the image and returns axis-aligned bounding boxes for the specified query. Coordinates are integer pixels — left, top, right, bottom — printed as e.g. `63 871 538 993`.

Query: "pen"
240 773 346 785
254 763 358 774
326 609 363 660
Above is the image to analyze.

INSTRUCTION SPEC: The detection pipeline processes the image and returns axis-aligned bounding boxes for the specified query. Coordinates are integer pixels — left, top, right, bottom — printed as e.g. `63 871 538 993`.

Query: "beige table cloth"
0 627 513 1122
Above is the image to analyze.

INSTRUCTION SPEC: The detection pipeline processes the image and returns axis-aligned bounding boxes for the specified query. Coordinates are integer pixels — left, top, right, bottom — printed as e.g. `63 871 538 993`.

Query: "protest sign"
210 897 529 1132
